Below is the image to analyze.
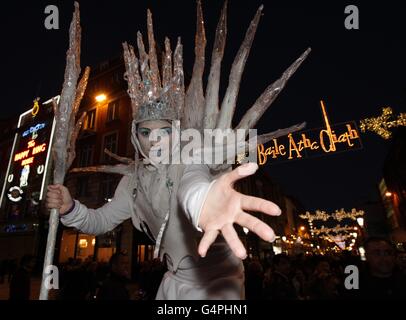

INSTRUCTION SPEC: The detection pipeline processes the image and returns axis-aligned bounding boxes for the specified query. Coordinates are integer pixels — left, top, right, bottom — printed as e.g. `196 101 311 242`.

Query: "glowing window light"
79 239 88 248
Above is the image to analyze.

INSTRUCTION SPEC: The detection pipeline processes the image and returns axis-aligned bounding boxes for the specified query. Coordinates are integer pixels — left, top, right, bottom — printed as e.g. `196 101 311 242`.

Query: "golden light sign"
14 141 47 166
258 100 362 165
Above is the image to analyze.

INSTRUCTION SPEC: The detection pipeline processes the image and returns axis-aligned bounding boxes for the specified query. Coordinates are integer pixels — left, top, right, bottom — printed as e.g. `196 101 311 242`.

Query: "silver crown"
134 99 178 124
123 9 184 126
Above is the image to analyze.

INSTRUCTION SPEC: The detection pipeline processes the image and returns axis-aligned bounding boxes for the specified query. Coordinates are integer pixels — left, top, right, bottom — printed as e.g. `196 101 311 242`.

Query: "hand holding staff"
39 2 90 300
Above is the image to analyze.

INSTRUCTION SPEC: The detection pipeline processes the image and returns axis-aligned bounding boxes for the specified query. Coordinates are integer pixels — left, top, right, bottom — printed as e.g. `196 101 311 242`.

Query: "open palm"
198 163 282 259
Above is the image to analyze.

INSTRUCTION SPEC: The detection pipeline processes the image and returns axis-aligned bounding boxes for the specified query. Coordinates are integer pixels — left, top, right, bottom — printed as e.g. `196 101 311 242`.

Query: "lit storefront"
58 229 119 263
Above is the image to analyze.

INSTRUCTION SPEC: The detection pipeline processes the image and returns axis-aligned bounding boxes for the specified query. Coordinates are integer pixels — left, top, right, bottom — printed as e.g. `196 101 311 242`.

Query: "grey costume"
61 162 245 299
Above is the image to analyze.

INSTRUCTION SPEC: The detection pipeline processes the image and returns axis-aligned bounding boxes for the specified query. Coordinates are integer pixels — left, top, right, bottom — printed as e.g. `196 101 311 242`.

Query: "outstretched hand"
198 163 281 259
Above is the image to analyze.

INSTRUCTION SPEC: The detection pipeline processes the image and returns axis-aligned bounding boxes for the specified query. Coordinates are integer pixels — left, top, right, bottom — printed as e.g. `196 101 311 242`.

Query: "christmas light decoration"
360 107 406 139
300 208 364 222
311 224 355 235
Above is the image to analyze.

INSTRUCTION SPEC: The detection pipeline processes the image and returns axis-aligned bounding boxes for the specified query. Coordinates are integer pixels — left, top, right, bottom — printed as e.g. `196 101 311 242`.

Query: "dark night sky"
1 1 405 214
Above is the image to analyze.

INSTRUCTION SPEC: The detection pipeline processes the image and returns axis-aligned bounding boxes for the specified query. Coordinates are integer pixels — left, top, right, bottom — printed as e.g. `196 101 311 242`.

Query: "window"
78 145 93 167
100 60 109 71
85 109 96 130
103 132 118 163
100 176 117 202
113 72 121 84
77 177 89 198
106 100 119 122
137 245 155 263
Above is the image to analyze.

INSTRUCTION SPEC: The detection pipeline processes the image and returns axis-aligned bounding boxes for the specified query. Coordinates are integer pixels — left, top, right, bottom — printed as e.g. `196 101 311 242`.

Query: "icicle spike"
203 0 228 129
216 4 263 129
237 48 311 131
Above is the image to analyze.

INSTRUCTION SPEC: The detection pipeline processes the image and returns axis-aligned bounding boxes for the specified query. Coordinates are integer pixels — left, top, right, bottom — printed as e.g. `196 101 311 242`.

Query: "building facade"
383 127 406 244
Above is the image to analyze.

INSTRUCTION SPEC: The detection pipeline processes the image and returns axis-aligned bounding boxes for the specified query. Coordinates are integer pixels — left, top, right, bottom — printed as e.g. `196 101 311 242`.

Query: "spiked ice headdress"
72 1 311 174
123 0 310 134
123 9 184 124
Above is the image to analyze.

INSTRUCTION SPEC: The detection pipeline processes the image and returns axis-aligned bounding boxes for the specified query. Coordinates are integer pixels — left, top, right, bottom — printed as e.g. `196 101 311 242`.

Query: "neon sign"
21 157 34 166
14 140 47 165
0 96 58 223
258 100 362 165
22 123 45 138
7 186 23 202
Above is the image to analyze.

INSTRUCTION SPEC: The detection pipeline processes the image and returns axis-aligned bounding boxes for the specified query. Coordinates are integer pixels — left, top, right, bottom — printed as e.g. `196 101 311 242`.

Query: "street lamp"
95 93 107 102
356 217 364 227
385 191 392 198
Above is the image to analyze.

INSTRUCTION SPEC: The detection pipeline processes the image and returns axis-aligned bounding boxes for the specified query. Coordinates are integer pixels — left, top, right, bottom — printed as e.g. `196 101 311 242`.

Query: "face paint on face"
136 120 172 159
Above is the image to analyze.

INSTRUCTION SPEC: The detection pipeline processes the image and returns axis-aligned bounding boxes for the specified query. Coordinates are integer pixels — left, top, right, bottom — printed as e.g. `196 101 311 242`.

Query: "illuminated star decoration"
360 107 406 139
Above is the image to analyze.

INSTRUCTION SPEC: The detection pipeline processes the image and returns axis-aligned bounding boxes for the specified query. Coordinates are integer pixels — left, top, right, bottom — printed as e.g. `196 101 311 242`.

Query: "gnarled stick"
67 111 87 168
203 0 227 129
40 2 89 300
206 122 306 171
236 49 311 132
184 0 206 129
104 148 135 165
216 5 263 129
254 122 307 146
70 164 135 175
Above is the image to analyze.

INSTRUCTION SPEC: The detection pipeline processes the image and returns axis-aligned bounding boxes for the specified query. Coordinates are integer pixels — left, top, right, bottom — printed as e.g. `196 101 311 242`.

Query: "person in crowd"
263 254 297 300
356 237 406 299
245 259 264 300
97 251 131 300
9 255 36 300
396 248 406 276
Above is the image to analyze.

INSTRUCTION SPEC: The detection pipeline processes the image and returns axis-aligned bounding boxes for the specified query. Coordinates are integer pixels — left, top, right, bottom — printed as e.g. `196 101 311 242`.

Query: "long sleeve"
60 175 134 235
177 165 216 232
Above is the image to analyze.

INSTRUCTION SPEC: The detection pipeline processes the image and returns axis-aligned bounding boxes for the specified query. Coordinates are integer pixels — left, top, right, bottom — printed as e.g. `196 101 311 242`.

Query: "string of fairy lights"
299 208 364 223
296 208 365 251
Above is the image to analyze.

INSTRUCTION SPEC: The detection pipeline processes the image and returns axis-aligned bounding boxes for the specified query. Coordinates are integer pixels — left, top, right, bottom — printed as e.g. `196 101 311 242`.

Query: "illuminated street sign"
0 97 58 221
258 100 363 165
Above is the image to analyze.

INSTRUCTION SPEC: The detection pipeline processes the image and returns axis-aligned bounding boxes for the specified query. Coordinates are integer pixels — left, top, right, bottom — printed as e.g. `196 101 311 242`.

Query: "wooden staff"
39 2 89 300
